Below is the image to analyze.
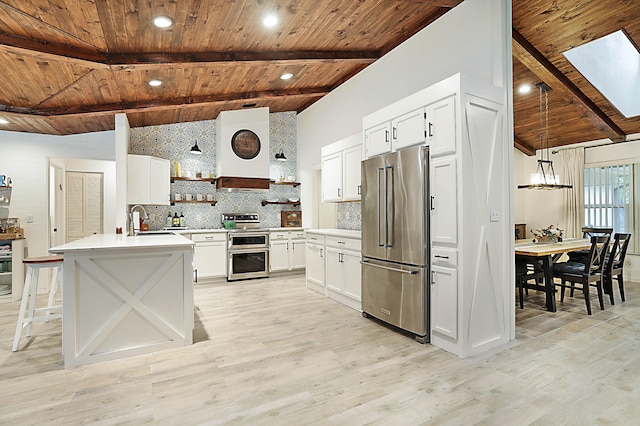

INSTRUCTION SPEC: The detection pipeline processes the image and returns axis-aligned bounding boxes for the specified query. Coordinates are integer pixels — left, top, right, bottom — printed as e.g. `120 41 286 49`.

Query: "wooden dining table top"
515 238 592 257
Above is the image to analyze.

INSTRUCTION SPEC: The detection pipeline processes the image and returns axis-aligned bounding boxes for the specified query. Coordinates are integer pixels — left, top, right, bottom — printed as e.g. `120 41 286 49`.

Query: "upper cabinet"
127 154 170 205
321 133 362 203
363 82 459 160
426 95 456 157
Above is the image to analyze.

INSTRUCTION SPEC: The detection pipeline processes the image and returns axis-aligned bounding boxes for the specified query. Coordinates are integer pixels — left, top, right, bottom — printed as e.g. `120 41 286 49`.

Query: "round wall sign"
231 129 261 160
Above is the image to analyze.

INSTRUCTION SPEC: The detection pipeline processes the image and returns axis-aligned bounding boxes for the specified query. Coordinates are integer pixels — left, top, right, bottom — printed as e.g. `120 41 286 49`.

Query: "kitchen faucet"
129 204 149 235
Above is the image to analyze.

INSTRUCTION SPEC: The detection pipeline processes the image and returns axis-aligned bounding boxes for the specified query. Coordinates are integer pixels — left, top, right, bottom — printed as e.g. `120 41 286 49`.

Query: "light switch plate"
26 214 34 223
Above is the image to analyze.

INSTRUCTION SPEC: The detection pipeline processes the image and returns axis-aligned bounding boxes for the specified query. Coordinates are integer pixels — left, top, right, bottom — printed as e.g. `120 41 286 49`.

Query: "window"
584 164 636 252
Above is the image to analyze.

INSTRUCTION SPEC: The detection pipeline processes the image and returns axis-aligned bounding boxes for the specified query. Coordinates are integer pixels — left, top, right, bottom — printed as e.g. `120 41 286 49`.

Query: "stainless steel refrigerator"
361 144 429 342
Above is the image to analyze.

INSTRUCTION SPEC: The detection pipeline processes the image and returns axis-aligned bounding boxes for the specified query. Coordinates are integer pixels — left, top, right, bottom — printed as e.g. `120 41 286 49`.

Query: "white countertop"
50 233 195 253
305 228 361 239
170 227 304 234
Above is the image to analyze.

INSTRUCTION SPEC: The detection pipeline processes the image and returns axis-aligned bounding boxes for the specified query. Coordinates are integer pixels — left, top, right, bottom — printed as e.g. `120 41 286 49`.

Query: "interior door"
66 171 104 242
49 160 66 248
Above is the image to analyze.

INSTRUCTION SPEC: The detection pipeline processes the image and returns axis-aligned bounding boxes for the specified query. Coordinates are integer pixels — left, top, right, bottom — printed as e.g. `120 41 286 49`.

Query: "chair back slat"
582 227 613 239
586 235 610 275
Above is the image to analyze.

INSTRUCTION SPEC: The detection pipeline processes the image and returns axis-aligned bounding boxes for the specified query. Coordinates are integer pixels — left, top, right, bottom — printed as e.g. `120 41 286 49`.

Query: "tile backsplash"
336 202 361 230
129 111 300 230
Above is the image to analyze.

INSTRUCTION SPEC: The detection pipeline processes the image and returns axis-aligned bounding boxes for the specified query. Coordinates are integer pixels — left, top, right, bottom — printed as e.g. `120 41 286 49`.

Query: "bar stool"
12 255 63 352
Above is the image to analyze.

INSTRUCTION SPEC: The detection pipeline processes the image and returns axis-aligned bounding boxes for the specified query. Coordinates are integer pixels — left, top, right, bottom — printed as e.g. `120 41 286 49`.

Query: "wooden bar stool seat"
12 255 64 352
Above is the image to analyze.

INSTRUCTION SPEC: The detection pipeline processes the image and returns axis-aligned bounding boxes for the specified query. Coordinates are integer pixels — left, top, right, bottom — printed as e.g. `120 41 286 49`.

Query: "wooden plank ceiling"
0 0 639 154
0 0 459 135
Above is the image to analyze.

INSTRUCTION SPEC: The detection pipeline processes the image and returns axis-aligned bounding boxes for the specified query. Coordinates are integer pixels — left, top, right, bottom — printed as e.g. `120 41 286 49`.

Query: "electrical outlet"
490 209 500 222
197 214 202 221
26 214 34 223
149 213 156 222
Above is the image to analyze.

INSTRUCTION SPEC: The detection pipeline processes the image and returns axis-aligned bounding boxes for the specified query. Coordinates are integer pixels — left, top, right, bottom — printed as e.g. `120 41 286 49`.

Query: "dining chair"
603 233 631 305
567 227 614 264
552 235 610 315
515 257 545 309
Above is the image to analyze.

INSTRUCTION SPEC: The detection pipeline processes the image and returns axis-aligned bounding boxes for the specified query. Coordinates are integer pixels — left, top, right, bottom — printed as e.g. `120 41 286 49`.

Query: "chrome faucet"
129 204 149 235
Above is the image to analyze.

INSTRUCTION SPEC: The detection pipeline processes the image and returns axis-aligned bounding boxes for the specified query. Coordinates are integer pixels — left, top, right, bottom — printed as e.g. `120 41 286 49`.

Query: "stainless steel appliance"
361 145 430 343
222 213 270 281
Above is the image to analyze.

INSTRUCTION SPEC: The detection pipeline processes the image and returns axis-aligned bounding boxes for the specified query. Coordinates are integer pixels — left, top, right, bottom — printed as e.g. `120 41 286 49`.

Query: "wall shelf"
171 177 215 184
270 180 300 187
171 200 217 206
261 200 300 206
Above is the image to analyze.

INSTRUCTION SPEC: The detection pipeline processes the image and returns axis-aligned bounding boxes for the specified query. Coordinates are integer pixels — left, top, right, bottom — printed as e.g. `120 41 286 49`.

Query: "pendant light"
275 149 287 161
518 83 572 190
190 141 202 155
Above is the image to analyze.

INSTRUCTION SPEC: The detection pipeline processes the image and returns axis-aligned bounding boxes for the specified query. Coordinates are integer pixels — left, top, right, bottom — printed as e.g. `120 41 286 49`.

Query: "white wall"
0 130 115 258
297 0 510 227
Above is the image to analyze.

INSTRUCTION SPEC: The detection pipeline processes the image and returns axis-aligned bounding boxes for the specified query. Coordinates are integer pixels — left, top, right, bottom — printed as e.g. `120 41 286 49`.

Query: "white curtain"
560 147 585 238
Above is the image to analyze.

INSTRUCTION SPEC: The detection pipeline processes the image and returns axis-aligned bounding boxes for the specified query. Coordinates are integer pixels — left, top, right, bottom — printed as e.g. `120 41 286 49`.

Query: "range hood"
216 107 270 192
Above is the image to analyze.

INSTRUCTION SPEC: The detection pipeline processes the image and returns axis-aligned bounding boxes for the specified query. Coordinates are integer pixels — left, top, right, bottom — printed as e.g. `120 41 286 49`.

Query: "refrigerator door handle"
377 167 385 247
361 260 419 275
385 165 393 248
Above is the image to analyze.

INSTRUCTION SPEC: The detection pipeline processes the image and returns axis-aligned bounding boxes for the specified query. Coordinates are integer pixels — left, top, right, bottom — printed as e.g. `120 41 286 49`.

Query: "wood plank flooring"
1 274 639 425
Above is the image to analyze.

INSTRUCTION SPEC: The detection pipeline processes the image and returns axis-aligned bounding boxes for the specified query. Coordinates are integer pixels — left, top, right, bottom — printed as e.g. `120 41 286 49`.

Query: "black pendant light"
190 141 202 155
518 83 572 190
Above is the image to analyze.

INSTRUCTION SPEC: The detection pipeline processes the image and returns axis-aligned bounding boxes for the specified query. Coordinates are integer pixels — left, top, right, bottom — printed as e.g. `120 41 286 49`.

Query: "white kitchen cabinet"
342 145 362 201
324 235 361 311
321 133 362 202
127 154 170 205
364 121 392 158
431 265 458 340
392 107 427 150
305 235 325 294
270 231 306 272
270 231 290 272
192 233 227 281
426 95 457 157
290 232 307 269
321 152 343 202
431 157 457 245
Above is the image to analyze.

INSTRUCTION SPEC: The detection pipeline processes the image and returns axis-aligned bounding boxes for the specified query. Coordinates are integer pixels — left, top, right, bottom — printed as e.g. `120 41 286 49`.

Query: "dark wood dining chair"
567 227 613 264
552 235 610 315
515 257 545 309
604 233 631 305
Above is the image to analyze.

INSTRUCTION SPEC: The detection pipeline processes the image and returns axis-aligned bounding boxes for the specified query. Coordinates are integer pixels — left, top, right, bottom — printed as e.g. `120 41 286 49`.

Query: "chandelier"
518 83 572 190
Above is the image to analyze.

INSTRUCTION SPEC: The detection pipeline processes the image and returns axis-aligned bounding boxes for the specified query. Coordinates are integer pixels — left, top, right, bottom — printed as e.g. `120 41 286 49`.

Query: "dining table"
515 238 592 312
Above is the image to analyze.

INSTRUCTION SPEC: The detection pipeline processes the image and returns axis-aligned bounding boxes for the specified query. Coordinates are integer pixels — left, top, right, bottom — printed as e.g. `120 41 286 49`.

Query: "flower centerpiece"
532 225 563 244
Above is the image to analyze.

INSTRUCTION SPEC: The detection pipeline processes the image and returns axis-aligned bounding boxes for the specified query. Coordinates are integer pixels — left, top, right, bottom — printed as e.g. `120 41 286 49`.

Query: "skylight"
564 30 640 118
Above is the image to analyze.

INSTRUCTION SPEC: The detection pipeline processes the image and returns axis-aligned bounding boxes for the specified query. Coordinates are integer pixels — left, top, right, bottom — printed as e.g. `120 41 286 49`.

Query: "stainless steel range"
222 213 270 281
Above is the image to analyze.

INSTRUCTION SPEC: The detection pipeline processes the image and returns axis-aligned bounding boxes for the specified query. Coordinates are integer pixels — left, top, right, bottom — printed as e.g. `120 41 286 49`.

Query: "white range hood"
215 107 270 192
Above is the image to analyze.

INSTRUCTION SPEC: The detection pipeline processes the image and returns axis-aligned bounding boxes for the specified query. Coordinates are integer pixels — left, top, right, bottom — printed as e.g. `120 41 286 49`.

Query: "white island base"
51 234 194 368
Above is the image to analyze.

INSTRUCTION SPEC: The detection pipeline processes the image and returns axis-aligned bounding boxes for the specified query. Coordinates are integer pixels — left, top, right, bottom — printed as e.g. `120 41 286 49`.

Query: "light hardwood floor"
1 274 639 425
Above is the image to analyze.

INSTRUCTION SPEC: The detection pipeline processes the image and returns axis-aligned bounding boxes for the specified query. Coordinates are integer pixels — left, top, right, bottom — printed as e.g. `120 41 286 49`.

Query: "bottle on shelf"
179 212 185 227
172 212 180 227
166 212 173 227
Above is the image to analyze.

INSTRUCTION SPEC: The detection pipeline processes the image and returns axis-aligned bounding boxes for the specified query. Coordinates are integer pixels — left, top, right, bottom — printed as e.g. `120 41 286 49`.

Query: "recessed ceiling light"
0 118 9 124
263 14 278 27
149 80 162 87
153 15 174 28
518 84 532 94
280 73 293 80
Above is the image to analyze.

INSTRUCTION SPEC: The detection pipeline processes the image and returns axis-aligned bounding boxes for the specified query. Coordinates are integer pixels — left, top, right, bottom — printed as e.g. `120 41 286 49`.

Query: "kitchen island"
50 233 195 368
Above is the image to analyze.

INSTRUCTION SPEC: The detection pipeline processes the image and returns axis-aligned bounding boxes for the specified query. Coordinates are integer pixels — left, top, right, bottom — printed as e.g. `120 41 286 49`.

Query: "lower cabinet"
270 230 306 273
306 232 361 311
305 235 325 294
192 233 227 281
431 264 458 340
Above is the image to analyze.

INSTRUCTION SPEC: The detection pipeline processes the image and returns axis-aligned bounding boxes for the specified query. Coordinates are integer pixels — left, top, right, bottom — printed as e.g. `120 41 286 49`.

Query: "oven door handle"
228 247 270 254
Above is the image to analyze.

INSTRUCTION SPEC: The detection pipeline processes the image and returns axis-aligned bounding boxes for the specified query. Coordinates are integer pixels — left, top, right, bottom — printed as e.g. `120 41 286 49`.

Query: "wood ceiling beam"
512 28 626 143
0 32 107 68
514 137 536 156
0 32 379 69
0 87 331 117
